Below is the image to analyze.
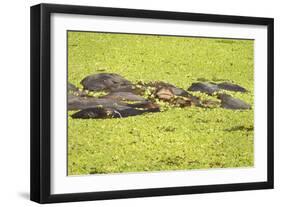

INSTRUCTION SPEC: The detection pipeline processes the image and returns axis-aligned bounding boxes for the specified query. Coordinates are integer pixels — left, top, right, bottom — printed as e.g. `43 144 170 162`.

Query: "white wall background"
0 0 279 206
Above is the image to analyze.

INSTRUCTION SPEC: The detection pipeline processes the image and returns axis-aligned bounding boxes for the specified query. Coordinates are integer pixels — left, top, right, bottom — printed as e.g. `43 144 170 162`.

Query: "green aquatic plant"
67 31 254 175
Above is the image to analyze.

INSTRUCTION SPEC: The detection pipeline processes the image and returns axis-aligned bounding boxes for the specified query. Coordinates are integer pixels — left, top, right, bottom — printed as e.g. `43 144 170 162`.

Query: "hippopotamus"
140 81 191 97
188 81 247 95
217 82 247 93
71 105 160 119
68 94 125 110
218 94 251 110
68 92 159 111
101 92 147 102
127 101 160 110
80 73 134 92
187 82 220 95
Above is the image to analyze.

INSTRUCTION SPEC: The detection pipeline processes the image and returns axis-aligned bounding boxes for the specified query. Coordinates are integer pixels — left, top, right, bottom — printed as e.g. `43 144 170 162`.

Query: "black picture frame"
30 3 274 204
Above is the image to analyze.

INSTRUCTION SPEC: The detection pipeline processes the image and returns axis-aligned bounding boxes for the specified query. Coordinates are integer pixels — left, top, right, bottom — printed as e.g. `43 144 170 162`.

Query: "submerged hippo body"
68 94 125 110
188 81 247 95
127 101 160 110
188 82 219 95
71 105 160 119
218 94 251 110
217 82 247 93
71 107 111 119
81 73 133 92
141 81 191 97
102 92 146 102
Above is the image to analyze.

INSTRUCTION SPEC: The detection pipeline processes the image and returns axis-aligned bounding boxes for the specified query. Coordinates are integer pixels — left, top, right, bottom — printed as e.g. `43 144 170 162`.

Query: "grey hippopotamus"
218 94 251 110
188 81 247 95
140 81 191 97
217 82 247 93
101 92 146 102
68 94 125 110
80 73 134 92
68 93 159 111
71 105 160 119
187 82 219 95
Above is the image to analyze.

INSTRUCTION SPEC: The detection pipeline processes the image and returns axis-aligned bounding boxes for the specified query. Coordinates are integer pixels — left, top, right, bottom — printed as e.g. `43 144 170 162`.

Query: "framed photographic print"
30 3 274 203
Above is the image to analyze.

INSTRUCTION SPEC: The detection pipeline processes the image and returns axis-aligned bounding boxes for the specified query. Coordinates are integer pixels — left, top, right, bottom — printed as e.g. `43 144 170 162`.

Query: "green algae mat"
67 31 254 175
